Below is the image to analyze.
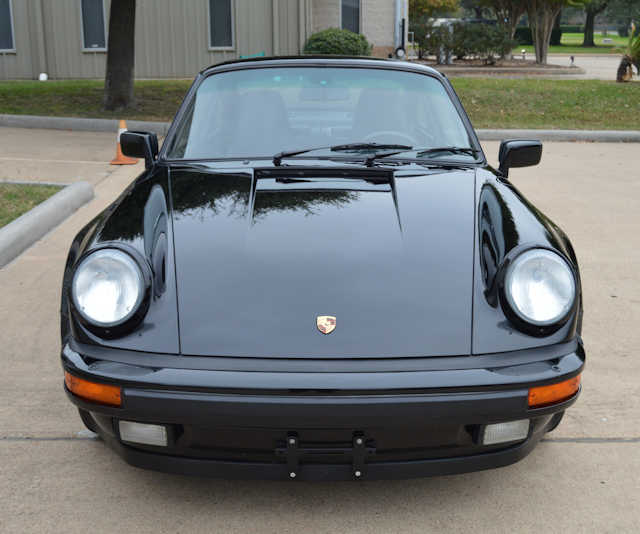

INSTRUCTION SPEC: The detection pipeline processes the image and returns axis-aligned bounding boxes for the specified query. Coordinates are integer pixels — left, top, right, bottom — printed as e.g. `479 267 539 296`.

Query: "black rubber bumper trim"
66 382 579 430
122 388 530 427
101 430 544 481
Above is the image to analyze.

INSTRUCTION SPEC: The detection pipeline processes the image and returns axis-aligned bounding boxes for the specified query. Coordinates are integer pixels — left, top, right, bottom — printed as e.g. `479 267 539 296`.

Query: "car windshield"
165 66 475 162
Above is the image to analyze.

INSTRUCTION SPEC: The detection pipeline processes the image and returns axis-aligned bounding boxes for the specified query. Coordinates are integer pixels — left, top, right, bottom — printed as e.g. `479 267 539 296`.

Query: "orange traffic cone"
110 120 138 165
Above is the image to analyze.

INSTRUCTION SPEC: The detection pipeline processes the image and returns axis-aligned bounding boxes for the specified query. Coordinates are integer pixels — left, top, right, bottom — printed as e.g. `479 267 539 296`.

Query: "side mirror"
498 140 542 177
121 131 159 169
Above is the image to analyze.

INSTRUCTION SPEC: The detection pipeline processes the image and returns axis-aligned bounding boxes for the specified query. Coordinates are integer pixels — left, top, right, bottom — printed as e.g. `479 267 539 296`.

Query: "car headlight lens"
504 249 576 326
72 249 144 327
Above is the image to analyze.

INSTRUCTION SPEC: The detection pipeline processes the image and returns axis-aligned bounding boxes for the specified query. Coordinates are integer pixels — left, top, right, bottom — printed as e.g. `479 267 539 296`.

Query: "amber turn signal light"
64 371 122 407
528 374 581 408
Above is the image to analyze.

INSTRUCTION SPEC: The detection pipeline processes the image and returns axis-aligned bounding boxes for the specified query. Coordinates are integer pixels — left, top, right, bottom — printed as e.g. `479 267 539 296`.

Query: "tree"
409 0 459 59
574 1 609 46
605 0 640 36
527 0 567 64
409 0 459 20
104 0 136 111
483 1 528 55
460 0 490 18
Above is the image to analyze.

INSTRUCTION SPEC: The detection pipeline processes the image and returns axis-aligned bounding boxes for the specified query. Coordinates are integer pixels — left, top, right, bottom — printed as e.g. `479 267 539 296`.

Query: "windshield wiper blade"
273 143 413 166
330 142 413 152
415 147 480 158
364 146 480 167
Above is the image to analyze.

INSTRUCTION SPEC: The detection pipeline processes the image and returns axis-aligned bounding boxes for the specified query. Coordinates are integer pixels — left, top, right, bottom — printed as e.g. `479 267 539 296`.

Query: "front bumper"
61 338 585 480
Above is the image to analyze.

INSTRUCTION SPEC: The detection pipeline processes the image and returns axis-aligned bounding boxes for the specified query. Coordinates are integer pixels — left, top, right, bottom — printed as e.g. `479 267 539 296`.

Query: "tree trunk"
582 2 608 48
507 4 527 60
527 1 562 65
492 2 527 60
104 0 136 111
582 10 596 47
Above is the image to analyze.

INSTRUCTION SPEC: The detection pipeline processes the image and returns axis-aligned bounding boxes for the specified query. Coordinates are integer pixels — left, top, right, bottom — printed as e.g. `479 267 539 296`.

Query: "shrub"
450 23 475 59
303 28 372 56
410 16 434 59
424 23 514 64
560 25 583 33
422 25 454 59
515 26 561 46
618 25 629 38
550 27 562 46
514 27 533 45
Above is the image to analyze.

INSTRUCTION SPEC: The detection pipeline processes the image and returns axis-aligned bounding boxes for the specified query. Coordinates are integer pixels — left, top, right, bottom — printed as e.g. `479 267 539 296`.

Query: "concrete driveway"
1 135 639 533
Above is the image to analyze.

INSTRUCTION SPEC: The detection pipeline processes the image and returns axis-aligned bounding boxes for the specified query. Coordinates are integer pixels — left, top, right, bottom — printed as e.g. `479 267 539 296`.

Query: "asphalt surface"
0 127 117 184
1 130 639 533
548 53 625 80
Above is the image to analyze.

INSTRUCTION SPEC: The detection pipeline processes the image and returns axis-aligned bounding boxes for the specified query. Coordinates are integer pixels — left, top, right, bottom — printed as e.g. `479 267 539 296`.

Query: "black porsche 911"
61 56 584 480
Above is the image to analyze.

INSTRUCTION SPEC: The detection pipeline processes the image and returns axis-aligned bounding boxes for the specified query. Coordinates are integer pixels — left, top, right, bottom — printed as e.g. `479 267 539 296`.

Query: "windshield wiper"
330 142 413 152
364 151 411 166
364 146 480 166
415 147 480 158
273 143 413 166
273 147 327 166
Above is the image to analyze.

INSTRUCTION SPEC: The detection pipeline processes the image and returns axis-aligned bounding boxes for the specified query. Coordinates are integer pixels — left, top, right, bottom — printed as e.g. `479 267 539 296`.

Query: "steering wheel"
363 131 419 147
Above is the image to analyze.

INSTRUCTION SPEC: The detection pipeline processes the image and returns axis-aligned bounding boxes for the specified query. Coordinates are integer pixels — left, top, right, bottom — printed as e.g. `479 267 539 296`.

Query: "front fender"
473 168 582 353
61 165 180 354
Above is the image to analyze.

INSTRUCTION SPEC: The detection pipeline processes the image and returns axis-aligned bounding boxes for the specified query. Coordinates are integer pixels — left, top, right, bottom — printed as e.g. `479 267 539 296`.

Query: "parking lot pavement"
1 141 639 533
0 127 118 184
547 53 624 80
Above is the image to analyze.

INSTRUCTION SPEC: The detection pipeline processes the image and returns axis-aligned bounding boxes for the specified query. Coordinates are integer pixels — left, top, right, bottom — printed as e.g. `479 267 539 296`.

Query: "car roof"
199 55 445 80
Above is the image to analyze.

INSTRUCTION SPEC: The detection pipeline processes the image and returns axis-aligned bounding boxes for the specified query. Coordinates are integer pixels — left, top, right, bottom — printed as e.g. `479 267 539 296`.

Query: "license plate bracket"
276 431 376 480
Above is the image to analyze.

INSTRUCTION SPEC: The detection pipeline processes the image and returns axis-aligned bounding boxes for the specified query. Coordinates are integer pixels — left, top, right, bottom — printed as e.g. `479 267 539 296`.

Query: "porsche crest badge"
316 315 336 335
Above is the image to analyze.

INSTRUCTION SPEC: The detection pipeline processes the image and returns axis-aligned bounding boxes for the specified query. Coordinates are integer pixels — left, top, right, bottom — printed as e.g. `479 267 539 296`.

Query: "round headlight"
72 249 144 327
504 249 576 327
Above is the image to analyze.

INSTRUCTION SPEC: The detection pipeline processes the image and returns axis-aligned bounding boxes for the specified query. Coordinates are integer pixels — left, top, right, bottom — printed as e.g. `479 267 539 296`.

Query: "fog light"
482 419 530 445
119 421 168 447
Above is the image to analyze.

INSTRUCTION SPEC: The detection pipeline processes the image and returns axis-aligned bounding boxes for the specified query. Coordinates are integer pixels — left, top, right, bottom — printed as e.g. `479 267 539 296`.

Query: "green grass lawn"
515 31 629 55
0 79 191 122
451 77 639 130
451 77 640 130
0 183 62 228
0 78 638 131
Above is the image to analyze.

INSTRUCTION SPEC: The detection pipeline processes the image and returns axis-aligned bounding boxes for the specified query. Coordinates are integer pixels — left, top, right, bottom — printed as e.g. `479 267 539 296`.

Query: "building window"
0 0 15 51
209 0 234 49
341 0 359 34
80 0 107 50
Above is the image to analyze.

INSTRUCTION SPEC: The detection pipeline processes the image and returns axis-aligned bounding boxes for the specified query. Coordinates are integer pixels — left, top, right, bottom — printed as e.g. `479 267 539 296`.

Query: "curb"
0 181 94 268
476 129 640 143
438 67 586 76
0 114 171 136
2 114 639 143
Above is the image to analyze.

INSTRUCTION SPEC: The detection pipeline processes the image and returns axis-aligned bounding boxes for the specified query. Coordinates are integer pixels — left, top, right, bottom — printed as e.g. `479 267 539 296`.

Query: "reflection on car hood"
170 166 476 358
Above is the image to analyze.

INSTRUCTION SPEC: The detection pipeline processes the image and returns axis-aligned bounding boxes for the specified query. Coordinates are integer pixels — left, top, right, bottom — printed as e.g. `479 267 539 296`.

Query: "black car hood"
170 166 476 358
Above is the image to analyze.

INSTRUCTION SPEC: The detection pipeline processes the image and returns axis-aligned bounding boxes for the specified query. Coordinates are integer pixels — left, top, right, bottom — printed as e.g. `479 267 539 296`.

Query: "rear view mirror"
121 131 159 169
498 140 542 177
